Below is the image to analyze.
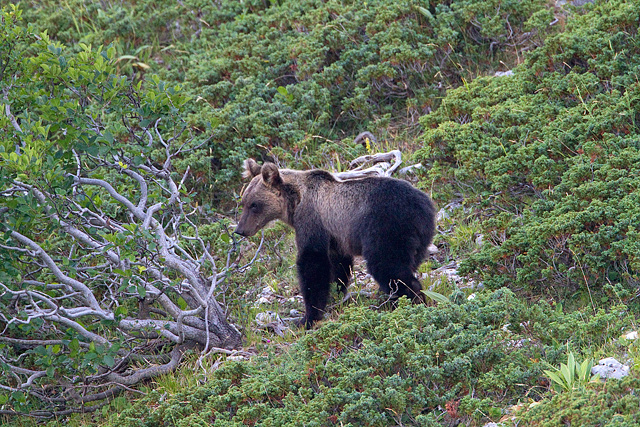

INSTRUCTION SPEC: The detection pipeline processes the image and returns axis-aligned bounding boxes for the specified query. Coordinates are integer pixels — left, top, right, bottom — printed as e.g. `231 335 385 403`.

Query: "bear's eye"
249 202 261 212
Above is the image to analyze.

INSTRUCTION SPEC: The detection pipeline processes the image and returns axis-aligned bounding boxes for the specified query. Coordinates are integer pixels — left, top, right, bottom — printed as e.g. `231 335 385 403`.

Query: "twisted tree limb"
333 133 423 180
0 125 241 418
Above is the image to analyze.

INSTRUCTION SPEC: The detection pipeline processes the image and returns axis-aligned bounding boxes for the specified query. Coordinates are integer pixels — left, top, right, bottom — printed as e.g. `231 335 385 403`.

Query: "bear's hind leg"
330 250 353 294
362 233 427 303
363 241 425 303
368 264 424 303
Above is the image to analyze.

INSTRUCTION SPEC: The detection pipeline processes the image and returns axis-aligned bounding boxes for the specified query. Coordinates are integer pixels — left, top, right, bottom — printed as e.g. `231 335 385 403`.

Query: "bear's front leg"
296 244 332 329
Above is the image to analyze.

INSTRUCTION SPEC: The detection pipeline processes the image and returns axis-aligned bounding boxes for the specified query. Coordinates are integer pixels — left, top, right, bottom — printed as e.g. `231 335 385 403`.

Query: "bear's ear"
261 163 282 188
242 159 262 180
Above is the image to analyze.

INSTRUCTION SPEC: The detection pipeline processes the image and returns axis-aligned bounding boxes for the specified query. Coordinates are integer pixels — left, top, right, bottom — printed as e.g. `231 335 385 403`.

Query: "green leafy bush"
416 0 640 302
518 374 640 426
107 289 635 427
172 0 554 194
19 0 189 59
0 7 241 417
544 352 596 393
20 0 555 201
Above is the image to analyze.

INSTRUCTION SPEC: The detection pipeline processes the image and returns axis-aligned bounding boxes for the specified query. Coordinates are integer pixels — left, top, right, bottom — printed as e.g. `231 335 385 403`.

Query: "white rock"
227 354 246 362
437 209 450 222
255 297 271 305
494 70 513 77
436 201 463 222
467 293 476 300
255 311 279 325
427 244 439 254
557 0 594 6
426 261 480 290
591 357 630 380
254 286 277 306
624 331 638 340
507 338 529 348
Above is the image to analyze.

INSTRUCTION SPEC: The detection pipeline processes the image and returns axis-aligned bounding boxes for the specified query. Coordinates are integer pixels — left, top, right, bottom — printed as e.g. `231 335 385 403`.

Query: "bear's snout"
234 218 257 237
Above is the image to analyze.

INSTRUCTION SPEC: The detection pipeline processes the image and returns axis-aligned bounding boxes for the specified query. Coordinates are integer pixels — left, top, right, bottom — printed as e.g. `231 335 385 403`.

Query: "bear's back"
347 177 435 234
306 175 435 257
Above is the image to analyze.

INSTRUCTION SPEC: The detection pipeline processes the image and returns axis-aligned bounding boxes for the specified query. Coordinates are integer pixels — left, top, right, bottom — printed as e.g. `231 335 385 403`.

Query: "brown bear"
235 159 436 328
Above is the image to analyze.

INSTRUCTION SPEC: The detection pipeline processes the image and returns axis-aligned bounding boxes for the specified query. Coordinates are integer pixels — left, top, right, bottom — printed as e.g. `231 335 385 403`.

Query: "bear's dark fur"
235 159 436 328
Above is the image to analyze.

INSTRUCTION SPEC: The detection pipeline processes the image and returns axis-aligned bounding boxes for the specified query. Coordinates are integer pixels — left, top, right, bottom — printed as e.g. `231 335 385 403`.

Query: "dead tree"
334 133 423 180
0 122 241 418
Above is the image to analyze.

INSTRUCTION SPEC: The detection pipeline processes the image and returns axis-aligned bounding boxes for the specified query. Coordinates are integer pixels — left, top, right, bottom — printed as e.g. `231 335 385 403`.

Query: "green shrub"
20 0 556 202
108 289 635 427
0 6 242 417
517 374 640 426
416 0 640 302
173 0 554 197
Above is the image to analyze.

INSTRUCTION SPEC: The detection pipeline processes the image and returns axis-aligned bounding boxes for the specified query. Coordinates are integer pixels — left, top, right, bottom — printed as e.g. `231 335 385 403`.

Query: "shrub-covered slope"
518 374 640 427
417 0 640 303
3 1 640 426
20 0 554 196
109 290 636 427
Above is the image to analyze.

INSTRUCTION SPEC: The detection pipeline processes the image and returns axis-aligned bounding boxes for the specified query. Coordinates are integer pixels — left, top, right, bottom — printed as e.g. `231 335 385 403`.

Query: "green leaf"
423 290 450 304
117 54 137 62
567 352 576 372
560 363 573 388
103 354 115 367
102 131 114 144
114 305 128 317
277 86 289 96
417 6 433 20
544 370 566 390
543 370 560 384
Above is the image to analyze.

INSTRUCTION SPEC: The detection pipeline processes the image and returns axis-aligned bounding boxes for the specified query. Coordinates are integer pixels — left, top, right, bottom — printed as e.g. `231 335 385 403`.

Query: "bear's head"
235 159 288 237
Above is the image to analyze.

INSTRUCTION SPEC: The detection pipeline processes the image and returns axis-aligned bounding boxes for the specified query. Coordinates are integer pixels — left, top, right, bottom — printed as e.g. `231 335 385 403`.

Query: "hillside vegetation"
1 0 639 426
417 0 640 304
19 0 553 197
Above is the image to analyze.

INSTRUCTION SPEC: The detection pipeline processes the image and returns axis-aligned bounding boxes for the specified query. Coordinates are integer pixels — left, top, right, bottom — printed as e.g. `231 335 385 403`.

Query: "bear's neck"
280 182 300 226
